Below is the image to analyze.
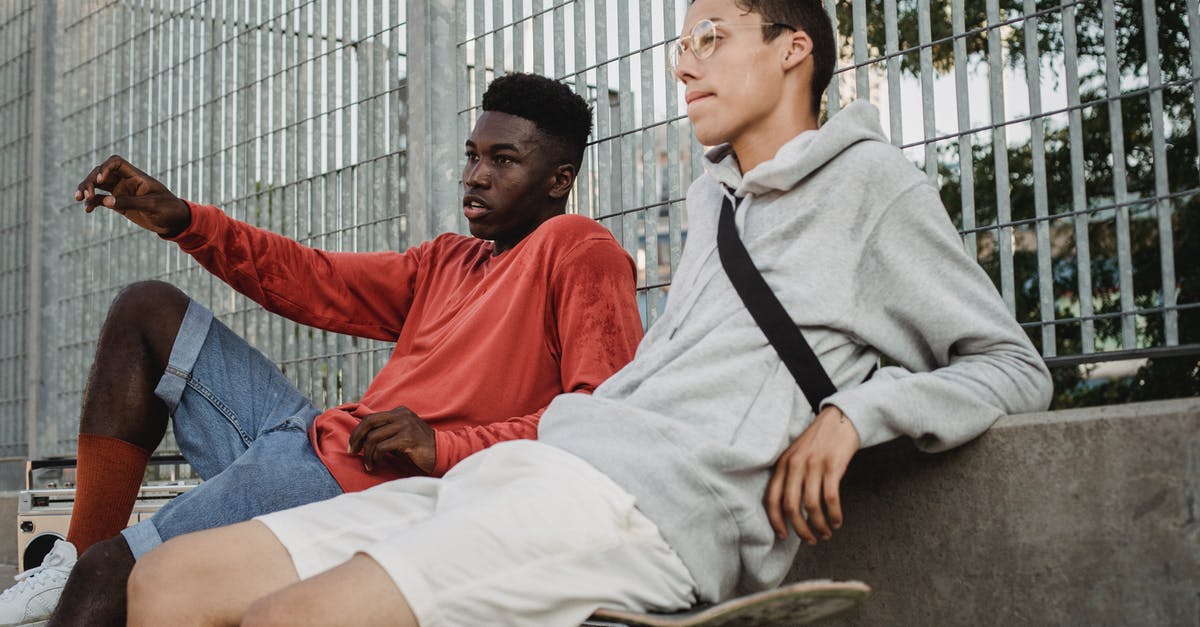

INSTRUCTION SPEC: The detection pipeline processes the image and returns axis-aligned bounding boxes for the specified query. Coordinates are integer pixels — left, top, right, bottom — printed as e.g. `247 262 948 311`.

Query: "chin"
689 121 727 148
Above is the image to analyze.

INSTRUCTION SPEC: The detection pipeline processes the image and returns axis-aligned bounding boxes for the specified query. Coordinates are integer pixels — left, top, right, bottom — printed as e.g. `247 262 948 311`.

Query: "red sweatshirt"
171 203 643 491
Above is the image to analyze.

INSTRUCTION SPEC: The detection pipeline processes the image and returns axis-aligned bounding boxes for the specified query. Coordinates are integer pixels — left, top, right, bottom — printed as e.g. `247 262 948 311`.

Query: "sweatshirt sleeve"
824 183 1053 452
169 201 421 341
430 236 644 474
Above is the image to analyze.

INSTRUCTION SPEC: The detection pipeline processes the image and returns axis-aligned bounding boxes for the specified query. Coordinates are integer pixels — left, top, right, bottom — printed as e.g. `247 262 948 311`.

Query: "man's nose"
673 49 698 83
464 161 490 187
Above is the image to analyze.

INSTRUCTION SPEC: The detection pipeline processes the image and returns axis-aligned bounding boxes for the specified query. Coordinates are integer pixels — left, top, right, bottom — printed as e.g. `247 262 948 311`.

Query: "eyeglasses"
667 19 796 75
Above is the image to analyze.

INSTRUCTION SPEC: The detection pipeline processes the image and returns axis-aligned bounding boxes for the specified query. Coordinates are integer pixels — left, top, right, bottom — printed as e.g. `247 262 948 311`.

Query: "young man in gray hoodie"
124 1 1053 625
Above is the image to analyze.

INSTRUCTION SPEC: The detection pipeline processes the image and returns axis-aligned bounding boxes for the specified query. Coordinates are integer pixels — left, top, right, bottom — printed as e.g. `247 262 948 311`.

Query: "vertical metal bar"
1101 0 1136 349
1141 0 1176 346
665 0 683 288
595 0 612 232
513 0 525 73
639 0 658 321
473 0 486 125
952 0 976 258
852 0 867 100
1190 0 1200 171
408 0 459 243
1022 0 1054 356
917 0 936 182
618 0 636 261
550 0 563 79
883 0 901 145
1062 0 1094 354
823 0 839 115
492 0 504 76
572 0 590 217
985 0 1014 314
25 0 53 460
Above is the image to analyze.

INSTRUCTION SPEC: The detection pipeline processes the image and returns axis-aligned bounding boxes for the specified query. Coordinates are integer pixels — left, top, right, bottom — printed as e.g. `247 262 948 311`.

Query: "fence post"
406 0 461 245
25 0 58 464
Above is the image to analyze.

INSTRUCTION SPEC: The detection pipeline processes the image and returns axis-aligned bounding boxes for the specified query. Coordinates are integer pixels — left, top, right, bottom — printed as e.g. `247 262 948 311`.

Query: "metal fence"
0 0 1194 463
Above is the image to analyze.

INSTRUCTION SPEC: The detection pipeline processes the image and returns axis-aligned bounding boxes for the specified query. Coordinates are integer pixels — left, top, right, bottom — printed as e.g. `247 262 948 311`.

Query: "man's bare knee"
126 547 172 622
105 281 189 338
128 539 212 625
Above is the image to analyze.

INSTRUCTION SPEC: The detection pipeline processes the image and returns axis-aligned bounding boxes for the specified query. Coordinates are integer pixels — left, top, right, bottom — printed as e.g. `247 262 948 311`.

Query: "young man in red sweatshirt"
0 73 644 627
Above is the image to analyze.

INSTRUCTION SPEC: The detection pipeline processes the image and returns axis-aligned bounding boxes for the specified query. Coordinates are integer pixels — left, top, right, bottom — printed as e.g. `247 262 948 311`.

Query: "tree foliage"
838 0 1200 407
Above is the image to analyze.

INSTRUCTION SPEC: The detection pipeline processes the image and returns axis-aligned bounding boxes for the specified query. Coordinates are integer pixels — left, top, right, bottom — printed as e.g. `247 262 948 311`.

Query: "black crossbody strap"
716 190 837 414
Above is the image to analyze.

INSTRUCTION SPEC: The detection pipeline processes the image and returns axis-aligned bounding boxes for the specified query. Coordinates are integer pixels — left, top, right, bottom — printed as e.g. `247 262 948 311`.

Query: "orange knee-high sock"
66 433 152 554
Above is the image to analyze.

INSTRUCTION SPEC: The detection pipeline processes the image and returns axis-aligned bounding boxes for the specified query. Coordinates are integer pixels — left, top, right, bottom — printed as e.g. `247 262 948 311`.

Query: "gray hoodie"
538 100 1053 602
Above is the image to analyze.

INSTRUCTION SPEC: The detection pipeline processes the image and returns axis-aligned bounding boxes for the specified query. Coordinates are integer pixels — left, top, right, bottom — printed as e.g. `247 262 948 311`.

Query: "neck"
491 205 565 256
730 102 819 174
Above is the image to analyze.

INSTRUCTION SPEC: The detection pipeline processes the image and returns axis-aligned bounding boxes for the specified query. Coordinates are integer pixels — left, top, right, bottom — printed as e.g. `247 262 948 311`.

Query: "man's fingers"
96 155 139 185
782 461 815 545
347 415 380 452
347 427 364 453
764 464 787 539
104 193 154 212
359 427 387 465
76 166 103 202
823 472 844 530
361 422 409 470
83 194 107 213
803 469 831 540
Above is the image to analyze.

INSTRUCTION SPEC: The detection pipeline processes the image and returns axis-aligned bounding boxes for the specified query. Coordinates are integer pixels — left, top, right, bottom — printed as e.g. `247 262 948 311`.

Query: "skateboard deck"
581 580 870 627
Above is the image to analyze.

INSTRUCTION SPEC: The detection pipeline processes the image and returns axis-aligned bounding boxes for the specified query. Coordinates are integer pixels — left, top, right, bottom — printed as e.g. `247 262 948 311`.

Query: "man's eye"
496 155 515 165
465 152 479 162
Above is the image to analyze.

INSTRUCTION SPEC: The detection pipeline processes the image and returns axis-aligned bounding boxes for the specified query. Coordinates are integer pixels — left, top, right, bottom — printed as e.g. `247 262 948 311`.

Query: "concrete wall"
0 400 1194 622
797 398 1200 626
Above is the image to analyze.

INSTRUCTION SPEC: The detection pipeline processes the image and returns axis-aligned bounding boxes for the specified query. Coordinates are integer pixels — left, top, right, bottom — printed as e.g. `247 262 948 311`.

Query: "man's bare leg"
240 554 418 627
45 280 189 627
125 521 407 627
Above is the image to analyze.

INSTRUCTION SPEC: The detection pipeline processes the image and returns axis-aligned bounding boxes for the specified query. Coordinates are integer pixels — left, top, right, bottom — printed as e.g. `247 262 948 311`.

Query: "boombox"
16 457 199 571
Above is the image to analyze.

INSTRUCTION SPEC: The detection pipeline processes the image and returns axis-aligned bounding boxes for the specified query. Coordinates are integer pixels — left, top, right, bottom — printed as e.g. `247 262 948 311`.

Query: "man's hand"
764 405 860 545
75 155 191 237
347 406 436 475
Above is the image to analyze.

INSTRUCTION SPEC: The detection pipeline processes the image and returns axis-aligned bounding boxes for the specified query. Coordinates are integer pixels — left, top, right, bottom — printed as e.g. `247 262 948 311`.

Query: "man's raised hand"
347 406 436 475
764 404 860 545
75 155 191 237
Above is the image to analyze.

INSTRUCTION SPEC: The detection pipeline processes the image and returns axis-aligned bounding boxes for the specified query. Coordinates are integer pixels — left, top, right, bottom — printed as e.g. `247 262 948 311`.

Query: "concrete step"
801 397 1200 625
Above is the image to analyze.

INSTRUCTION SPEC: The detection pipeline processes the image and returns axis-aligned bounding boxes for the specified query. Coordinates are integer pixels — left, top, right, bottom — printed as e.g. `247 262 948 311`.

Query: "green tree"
844 0 1200 407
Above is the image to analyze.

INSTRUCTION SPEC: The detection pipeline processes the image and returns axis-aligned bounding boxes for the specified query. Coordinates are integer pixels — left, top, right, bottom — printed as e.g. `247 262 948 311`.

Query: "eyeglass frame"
667 19 798 75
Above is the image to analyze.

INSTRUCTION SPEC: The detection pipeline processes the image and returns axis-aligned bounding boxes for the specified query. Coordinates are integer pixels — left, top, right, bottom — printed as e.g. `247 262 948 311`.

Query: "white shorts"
257 440 698 627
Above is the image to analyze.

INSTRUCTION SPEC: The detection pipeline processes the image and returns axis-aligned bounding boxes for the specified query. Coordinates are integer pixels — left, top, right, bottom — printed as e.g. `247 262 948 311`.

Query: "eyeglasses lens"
692 21 717 59
668 20 719 74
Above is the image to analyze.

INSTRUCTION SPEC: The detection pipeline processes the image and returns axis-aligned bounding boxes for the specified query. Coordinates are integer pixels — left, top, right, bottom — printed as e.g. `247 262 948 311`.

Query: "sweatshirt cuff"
165 200 215 249
432 430 454 477
822 385 901 450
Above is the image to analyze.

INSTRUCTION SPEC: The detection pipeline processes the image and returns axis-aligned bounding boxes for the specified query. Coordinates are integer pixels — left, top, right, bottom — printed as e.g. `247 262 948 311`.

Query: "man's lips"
463 195 489 220
685 91 713 105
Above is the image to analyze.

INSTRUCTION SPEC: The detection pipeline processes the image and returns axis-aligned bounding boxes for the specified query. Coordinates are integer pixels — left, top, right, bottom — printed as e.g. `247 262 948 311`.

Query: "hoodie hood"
702 100 889 197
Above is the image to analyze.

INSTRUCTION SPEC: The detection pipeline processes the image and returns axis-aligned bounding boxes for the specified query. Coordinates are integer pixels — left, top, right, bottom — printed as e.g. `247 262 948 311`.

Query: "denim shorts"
121 300 343 559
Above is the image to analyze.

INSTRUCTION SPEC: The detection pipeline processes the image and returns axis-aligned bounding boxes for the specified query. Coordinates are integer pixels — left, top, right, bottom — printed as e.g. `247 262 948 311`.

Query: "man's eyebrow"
465 141 524 153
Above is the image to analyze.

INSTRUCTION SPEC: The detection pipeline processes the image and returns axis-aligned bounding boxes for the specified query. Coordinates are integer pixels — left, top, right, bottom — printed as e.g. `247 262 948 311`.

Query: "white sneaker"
0 539 76 627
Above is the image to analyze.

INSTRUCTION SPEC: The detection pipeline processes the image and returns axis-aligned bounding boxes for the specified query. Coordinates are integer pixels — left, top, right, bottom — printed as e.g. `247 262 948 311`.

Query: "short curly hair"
481 73 594 169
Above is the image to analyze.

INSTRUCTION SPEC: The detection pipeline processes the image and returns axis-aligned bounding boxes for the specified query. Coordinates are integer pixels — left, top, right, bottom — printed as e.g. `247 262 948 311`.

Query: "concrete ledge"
795 398 1200 625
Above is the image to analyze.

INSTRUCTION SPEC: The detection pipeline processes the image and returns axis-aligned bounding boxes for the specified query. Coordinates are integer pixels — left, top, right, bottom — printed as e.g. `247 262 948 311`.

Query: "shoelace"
0 562 68 600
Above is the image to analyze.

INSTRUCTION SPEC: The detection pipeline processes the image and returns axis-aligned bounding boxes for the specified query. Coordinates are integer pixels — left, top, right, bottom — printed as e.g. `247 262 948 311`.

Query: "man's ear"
781 28 813 72
548 163 577 200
